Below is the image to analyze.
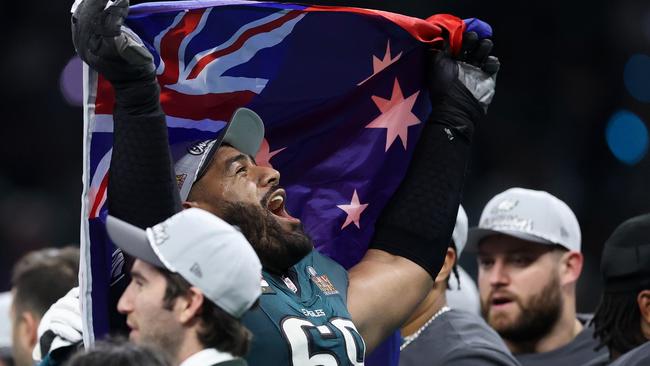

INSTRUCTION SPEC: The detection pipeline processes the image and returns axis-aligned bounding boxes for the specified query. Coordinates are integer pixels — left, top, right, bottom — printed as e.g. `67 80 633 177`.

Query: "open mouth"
490 294 514 308
266 189 300 224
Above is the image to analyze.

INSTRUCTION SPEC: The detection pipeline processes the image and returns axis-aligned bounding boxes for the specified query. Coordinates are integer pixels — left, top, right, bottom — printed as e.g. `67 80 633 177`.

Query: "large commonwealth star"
366 78 421 151
337 190 369 230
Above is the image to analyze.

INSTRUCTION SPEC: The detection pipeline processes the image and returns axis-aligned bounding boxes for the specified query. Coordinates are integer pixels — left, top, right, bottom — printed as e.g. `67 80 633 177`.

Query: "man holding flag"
62 0 499 364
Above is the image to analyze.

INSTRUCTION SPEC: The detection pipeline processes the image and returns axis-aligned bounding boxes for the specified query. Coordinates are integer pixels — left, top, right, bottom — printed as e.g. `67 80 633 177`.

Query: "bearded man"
67 0 500 363
467 187 608 366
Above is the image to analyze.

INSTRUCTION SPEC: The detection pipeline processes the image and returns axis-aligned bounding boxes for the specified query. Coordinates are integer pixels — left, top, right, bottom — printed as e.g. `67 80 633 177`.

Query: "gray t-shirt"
514 315 608 366
400 308 520 366
608 341 650 366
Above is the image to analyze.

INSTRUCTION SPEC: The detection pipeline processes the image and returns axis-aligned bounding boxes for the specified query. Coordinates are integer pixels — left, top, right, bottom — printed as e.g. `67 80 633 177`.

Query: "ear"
16 311 39 348
638 290 650 327
177 287 205 325
434 247 456 284
182 201 200 209
559 251 583 286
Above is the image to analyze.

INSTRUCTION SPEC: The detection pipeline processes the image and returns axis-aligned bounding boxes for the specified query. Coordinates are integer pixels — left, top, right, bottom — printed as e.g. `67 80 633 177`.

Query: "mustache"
260 184 282 208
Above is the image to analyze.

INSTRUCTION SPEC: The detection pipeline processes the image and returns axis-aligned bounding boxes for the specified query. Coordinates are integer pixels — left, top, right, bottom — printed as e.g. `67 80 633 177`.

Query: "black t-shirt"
514 315 608 366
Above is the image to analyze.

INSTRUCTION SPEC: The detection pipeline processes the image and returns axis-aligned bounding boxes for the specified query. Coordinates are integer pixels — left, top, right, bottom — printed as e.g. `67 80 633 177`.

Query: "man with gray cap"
107 208 262 366
591 213 650 365
467 187 607 366
399 205 519 366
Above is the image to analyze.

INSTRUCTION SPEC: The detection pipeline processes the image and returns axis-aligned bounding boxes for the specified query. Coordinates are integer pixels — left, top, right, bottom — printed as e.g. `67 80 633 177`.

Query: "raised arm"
347 30 499 351
72 0 181 228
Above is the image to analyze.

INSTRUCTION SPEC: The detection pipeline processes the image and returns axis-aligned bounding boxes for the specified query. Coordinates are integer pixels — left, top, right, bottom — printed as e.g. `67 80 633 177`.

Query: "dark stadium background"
0 0 648 313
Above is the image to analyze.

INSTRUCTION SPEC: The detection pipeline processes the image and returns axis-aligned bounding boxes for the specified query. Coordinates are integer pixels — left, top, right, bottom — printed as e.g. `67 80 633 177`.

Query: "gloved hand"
71 0 160 115
427 19 500 114
32 287 83 362
71 0 154 85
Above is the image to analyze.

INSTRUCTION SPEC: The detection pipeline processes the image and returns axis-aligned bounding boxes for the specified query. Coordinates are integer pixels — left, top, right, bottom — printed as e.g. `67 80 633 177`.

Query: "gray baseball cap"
106 208 262 318
466 187 581 252
173 108 265 201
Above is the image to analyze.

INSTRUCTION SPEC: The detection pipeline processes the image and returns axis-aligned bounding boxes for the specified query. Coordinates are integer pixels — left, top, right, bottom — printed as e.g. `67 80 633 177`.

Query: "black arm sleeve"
370 79 482 278
106 81 182 229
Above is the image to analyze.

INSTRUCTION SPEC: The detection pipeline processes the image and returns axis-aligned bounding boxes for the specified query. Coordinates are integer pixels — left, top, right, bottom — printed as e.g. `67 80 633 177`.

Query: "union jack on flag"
79 0 469 363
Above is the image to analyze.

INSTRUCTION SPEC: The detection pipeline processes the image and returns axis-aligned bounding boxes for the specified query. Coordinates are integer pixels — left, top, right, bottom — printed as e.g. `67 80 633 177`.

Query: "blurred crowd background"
0 0 648 313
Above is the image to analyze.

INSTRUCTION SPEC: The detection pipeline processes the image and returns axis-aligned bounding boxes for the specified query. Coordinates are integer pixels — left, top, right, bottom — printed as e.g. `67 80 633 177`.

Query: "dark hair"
11 246 80 317
160 271 255 357
445 243 460 290
65 337 170 366
592 291 647 355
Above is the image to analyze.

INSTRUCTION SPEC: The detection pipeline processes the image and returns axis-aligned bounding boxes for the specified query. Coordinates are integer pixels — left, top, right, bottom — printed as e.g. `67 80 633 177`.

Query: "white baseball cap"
452 205 469 258
173 108 265 201
106 208 262 318
466 187 581 252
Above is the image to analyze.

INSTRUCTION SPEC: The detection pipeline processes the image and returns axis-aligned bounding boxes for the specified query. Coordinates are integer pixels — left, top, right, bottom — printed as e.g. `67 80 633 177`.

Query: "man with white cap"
467 187 607 366
399 205 519 366
106 208 262 366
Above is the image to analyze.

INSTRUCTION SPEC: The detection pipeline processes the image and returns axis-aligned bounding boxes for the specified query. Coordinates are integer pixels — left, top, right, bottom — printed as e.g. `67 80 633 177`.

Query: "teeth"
271 196 284 205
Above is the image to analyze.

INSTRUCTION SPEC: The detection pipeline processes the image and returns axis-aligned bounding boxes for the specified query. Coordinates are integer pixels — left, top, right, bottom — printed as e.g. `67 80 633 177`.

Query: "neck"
401 284 446 337
506 296 582 354
174 330 205 366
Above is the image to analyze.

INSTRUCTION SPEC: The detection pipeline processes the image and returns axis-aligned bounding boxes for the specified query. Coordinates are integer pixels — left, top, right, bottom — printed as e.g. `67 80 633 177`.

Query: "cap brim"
222 108 265 157
465 228 554 253
196 108 265 180
106 215 165 268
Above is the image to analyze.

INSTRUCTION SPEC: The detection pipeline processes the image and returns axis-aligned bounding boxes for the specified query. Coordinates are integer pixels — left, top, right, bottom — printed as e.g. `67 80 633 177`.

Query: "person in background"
0 292 14 366
467 187 607 366
10 247 79 366
591 213 650 366
446 206 481 315
399 205 520 366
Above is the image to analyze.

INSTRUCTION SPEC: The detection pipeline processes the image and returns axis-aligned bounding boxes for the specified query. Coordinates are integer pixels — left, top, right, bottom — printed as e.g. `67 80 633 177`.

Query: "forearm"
107 81 182 228
347 249 432 352
370 78 480 278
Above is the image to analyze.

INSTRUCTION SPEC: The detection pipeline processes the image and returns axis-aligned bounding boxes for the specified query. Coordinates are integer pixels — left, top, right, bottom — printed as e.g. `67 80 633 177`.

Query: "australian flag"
79 1 471 364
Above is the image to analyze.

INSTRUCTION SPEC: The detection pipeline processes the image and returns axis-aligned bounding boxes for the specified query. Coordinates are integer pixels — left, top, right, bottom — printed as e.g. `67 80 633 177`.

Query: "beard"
481 274 563 345
206 193 313 273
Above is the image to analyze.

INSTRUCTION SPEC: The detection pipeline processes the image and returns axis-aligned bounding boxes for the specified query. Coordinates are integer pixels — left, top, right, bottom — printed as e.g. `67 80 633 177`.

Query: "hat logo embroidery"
190 263 203 278
492 199 518 213
187 140 211 155
175 174 187 190
560 226 569 238
151 223 169 246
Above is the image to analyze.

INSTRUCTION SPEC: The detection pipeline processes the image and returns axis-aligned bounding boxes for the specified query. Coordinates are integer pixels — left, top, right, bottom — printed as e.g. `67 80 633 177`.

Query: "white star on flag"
255 138 286 168
366 78 421 151
337 189 369 229
358 40 402 86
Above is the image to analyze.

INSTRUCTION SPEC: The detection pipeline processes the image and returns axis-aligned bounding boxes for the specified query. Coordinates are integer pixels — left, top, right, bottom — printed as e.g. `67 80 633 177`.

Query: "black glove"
428 31 500 116
71 0 160 115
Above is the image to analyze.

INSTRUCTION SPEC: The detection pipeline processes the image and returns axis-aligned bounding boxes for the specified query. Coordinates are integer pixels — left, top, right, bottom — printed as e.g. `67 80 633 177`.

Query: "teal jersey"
243 250 365 366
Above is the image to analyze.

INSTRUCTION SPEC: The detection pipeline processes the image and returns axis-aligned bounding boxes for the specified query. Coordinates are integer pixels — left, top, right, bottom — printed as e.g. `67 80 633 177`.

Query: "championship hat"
466 187 581 252
601 213 650 293
173 108 265 201
106 208 262 318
